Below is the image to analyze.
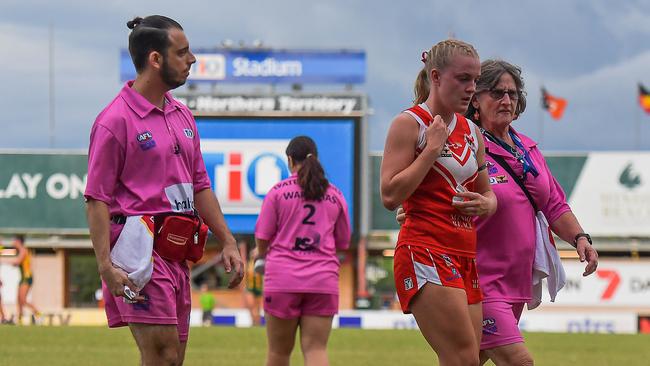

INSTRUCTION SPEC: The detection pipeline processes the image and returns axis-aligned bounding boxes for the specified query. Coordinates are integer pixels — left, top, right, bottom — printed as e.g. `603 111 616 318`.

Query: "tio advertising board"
196 118 358 233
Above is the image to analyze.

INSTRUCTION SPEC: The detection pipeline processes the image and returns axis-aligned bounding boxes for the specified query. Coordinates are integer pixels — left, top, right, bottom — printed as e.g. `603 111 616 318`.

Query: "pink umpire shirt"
84 81 211 216
255 174 351 295
476 127 571 303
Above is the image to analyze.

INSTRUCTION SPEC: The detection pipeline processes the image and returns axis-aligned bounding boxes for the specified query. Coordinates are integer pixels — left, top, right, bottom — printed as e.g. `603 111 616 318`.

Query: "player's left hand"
221 241 244 289
577 239 598 276
451 191 493 217
395 207 406 226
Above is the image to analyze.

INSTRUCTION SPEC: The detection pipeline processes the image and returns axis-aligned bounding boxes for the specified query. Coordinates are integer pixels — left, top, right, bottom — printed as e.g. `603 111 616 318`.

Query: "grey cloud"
1 1 650 152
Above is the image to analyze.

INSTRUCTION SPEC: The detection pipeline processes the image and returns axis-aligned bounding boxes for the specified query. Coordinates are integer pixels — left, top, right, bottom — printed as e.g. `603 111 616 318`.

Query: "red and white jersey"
397 103 480 256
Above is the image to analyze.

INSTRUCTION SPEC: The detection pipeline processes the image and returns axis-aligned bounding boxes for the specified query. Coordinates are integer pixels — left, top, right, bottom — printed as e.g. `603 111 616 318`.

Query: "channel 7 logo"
201 139 290 214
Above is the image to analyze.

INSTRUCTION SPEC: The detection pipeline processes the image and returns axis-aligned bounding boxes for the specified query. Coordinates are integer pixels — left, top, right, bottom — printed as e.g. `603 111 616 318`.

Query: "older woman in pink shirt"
255 135 351 366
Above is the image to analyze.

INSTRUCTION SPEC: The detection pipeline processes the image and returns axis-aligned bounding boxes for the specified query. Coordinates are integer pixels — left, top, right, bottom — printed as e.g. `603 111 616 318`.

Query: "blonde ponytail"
413 39 479 105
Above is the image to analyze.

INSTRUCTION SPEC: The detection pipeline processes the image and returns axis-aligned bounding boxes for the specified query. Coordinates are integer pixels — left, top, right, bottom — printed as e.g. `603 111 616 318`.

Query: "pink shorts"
263 292 338 319
480 300 525 350
103 246 191 342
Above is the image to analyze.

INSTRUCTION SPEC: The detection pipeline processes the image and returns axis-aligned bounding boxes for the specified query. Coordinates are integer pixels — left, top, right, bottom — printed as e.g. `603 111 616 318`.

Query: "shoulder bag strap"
487 151 538 212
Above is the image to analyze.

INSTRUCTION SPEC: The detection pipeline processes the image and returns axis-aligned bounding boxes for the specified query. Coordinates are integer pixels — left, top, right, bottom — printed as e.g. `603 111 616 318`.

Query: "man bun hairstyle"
126 15 183 73
286 136 329 201
126 17 143 29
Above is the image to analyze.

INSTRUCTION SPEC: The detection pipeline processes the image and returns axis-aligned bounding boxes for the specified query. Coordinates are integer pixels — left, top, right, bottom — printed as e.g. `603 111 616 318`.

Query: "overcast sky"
2 0 650 152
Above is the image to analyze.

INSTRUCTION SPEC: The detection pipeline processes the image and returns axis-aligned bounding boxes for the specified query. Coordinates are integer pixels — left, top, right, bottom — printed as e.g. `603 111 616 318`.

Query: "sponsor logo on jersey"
164 183 195 213
441 254 454 267
464 134 476 150
183 128 194 138
450 213 473 230
136 131 156 151
489 175 508 185
487 161 498 175
482 317 498 335
445 267 461 282
133 294 150 311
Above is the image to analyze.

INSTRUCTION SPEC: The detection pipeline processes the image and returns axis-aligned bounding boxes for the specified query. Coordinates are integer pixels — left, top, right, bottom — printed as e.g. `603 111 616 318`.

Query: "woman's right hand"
422 115 449 156
396 207 406 226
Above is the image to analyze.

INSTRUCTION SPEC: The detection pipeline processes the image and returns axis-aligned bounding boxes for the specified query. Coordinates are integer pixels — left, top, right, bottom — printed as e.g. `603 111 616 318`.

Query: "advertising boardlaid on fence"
0 151 87 234
369 152 650 238
542 260 650 307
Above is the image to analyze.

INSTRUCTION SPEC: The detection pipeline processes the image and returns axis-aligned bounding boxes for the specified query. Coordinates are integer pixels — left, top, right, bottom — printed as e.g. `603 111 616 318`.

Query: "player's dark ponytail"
286 136 329 201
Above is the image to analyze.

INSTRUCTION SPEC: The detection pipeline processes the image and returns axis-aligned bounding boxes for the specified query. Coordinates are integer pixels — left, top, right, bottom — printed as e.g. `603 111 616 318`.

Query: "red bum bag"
153 213 208 263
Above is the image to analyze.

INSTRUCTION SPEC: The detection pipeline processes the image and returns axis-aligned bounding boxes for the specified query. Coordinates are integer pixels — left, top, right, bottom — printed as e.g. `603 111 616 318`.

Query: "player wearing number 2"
255 135 351 366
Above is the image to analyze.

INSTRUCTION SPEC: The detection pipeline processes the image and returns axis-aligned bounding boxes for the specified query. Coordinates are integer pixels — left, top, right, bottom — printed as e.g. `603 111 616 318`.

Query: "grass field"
1 326 649 365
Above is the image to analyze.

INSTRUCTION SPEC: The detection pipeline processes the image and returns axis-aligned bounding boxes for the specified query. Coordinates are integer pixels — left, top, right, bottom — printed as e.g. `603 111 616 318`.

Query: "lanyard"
481 128 539 180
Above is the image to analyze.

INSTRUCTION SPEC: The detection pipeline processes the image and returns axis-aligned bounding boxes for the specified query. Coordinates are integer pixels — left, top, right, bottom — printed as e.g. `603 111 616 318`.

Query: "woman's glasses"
487 88 520 101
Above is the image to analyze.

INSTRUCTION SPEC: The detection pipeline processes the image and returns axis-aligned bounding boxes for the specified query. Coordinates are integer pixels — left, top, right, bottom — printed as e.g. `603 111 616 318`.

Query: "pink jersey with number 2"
255 173 351 295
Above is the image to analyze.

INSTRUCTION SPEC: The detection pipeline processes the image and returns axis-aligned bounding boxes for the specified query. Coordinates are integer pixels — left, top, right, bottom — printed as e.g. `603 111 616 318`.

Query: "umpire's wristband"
573 233 592 248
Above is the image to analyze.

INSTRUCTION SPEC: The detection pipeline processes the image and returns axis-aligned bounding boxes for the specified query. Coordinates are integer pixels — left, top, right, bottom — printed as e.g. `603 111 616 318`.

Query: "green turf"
0 326 649 365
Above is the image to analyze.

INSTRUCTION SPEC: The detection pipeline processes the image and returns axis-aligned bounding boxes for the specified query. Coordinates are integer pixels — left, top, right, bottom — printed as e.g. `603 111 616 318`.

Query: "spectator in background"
255 136 351 366
12 235 40 325
0 238 8 324
0 278 11 324
199 283 215 327
243 246 264 326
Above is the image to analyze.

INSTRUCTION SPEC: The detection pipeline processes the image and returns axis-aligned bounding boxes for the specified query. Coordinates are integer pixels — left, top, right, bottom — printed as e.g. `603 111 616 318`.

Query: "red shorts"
393 245 482 313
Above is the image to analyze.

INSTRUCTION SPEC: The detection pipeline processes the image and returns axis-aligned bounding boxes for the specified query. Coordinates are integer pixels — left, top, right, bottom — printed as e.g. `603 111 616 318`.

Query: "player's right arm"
380 113 447 211
84 121 137 298
11 241 27 266
86 199 137 297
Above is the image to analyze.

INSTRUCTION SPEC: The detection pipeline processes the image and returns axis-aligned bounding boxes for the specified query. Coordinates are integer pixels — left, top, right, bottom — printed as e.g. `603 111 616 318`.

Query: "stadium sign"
120 49 366 84
174 94 363 115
